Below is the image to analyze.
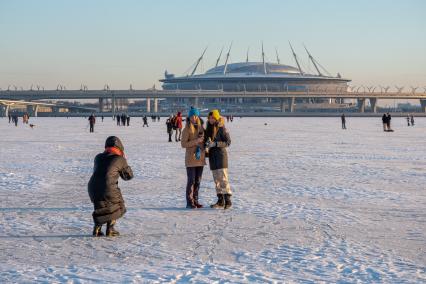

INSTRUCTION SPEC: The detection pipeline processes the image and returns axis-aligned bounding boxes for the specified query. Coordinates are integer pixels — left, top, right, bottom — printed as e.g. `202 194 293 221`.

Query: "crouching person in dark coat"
88 136 134 237
205 109 232 209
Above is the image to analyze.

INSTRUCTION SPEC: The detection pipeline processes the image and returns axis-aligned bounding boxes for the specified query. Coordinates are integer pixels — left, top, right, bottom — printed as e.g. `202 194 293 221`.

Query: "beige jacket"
181 117 206 167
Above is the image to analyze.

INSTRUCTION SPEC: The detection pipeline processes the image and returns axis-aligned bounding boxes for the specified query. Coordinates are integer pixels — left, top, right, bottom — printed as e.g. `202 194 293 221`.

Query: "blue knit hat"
188 106 200 118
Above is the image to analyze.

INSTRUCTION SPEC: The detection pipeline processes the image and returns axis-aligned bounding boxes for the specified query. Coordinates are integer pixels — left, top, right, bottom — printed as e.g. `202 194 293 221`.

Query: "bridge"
1 89 426 116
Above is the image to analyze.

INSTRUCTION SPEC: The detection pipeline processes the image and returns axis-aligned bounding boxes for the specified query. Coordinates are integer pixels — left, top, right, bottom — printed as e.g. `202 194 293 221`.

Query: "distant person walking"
341 113 346 129
175 112 183 142
382 113 393 132
386 112 392 131
181 107 205 209
116 115 121 126
13 115 18 127
205 109 233 209
166 116 174 142
126 115 130 126
88 114 96 133
22 113 29 124
382 113 388 131
407 115 411 126
101 116 104 122
143 116 149 127
88 136 133 237
121 114 126 126
8 114 11 123
171 115 177 135
410 114 415 126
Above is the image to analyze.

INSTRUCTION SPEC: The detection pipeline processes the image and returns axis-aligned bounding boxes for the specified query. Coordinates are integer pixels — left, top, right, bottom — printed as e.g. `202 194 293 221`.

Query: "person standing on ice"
88 136 133 237
181 107 206 209
13 115 18 127
386 112 392 131
205 109 233 209
175 111 183 142
166 116 174 142
382 113 388 131
341 113 346 129
170 115 177 138
143 115 149 127
88 113 96 133
410 114 415 126
121 113 126 126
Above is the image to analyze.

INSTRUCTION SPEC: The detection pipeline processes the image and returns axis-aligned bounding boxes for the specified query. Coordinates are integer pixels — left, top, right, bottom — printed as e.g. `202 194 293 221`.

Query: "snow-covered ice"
0 116 425 283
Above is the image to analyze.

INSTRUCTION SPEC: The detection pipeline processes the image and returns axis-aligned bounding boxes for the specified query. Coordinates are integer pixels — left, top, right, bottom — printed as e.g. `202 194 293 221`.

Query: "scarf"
205 121 219 141
104 146 124 157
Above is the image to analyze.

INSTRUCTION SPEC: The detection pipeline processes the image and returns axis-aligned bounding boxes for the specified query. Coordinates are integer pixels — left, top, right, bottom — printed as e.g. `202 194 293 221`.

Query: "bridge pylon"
357 98 366 113
26 105 39 117
111 95 116 117
154 98 158 113
369 98 377 113
288 97 295 112
98 98 105 113
0 104 10 117
146 98 151 113
280 98 285 112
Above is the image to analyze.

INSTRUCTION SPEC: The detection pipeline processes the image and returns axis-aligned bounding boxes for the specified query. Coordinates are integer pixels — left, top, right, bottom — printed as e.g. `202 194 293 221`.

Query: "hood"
105 136 124 152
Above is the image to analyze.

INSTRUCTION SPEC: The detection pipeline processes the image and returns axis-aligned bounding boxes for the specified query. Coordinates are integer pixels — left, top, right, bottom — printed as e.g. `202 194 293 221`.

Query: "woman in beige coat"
181 107 206 208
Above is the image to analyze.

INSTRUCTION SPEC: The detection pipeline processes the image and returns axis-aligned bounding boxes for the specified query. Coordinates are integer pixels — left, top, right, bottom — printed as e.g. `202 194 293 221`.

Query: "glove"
207 141 217 148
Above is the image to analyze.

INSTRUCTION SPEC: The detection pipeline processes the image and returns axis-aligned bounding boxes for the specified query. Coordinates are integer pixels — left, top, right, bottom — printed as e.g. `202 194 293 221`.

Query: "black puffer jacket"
88 137 133 224
205 117 231 171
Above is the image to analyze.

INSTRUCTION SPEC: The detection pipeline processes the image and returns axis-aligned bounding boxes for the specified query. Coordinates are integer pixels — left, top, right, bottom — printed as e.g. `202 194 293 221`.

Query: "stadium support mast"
289 42 304 75
275 47 280 64
303 44 322 76
223 42 233 74
246 47 250 63
215 47 224 68
262 42 267 74
191 47 208 76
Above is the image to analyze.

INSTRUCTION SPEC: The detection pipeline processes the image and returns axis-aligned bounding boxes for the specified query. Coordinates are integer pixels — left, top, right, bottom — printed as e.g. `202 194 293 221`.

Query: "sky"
0 0 425 91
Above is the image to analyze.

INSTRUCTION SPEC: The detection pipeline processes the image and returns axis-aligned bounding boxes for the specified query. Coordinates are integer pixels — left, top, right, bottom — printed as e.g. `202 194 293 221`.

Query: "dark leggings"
186 166 204 206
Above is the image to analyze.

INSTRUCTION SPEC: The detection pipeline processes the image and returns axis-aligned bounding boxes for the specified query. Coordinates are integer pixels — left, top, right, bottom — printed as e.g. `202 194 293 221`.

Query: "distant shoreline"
17 112 426 118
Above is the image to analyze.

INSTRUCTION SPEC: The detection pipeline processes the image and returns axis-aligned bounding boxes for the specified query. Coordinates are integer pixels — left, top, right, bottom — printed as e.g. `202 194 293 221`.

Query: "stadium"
160 44 351 93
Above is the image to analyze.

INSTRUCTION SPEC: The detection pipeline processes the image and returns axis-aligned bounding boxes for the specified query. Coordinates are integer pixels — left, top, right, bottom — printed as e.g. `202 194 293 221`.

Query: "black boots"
224 194 232 210
210 194 225 209
93 220 120 237
106 220 120 237
210 194 232 209
92 224 104 237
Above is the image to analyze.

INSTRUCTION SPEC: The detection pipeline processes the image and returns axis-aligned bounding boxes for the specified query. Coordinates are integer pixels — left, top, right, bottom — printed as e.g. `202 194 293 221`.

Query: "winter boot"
106 220 120 237
224 194 232 210
186 203 196 209
193 187 203 208
92 224 104 237
210 194 225 209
